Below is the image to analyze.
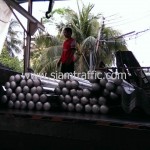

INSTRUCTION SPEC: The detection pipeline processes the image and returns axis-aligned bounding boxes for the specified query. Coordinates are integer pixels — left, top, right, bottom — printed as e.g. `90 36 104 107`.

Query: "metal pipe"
30 73 60 83
69 75 90 84
40 79 58 87
78 81 92 89
43 87 55 92
121 80 135 90
89 49 93 71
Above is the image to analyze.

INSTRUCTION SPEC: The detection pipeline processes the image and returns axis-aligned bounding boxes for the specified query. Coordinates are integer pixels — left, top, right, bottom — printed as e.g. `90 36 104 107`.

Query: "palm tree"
52 1 127 72
79 27 127 72
31 1 128 74
4 19 22 57
33 46 62 75
53 3 101 44
30 31 62 75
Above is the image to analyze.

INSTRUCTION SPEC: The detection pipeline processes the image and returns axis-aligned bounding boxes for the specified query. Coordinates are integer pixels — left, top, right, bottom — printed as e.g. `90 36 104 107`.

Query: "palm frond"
5 19 22 55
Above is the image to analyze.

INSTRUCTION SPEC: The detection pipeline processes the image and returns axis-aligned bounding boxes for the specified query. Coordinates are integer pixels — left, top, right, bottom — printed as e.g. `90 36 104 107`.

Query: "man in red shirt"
57 27 76 74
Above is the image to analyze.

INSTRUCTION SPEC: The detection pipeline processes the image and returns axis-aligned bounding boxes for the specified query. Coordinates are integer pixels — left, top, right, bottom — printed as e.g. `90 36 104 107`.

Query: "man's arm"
57 46 63 67
57 59 61 67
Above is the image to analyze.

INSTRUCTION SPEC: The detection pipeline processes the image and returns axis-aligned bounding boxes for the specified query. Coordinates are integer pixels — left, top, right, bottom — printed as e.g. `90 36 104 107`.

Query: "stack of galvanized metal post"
1 74 58 111
1 72 127 114
56 73 123 114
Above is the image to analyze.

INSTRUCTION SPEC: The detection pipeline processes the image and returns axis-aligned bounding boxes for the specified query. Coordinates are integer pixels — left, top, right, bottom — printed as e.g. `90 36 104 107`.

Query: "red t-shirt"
60 38 76 64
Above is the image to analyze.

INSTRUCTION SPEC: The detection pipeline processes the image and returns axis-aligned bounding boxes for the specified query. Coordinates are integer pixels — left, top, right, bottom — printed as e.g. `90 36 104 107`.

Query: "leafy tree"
0 48 23 72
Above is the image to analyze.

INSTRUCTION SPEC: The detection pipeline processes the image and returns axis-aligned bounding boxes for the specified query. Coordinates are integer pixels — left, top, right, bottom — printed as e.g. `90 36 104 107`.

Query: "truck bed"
0 108 150 150
0 66 150 150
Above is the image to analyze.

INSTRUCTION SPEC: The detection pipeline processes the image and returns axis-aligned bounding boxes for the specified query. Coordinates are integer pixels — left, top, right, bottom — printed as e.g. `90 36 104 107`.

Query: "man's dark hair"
64 27 72 34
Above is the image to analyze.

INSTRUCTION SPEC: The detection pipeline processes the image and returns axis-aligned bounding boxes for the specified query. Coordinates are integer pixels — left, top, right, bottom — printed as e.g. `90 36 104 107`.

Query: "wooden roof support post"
24 0 32 73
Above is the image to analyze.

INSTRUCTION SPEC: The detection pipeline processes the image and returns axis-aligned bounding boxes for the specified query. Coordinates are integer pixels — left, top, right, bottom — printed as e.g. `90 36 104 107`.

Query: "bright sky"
19 0 150 66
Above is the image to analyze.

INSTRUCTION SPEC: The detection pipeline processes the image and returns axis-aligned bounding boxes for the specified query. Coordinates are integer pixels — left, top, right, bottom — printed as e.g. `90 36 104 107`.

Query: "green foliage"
53 3 101 44
31 1 128 73
5 19 22 56
32 46 62 76
31 32 62 75
0 48 23 72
